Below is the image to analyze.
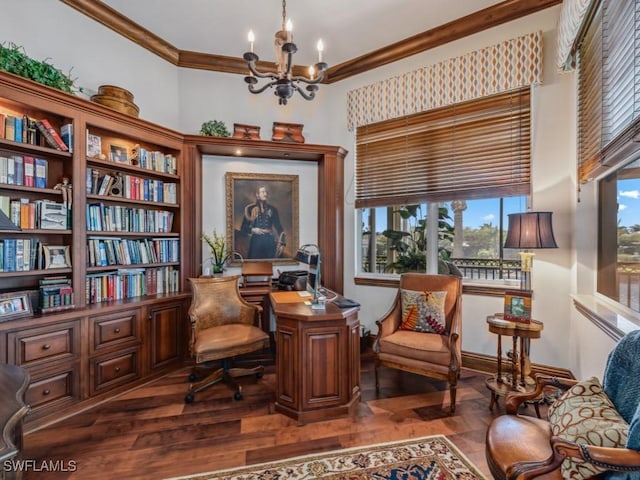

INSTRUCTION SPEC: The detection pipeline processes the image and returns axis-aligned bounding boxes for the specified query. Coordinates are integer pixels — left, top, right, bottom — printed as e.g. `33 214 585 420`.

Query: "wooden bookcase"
0 71 194 430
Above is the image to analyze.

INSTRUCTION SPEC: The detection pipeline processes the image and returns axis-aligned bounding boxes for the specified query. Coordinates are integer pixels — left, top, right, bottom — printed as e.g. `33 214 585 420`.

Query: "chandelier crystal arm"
247 79 280 95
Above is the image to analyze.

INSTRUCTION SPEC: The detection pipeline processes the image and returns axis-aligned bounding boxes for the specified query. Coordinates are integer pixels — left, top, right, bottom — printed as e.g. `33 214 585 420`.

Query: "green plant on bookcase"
0 42 76 94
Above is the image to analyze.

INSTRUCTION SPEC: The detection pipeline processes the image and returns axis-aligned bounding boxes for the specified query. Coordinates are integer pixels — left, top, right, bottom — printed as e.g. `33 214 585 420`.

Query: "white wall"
3 2 617 376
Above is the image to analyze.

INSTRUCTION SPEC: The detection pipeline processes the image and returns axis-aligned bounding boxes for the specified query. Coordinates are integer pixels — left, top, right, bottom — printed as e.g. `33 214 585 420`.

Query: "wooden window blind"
578 0 640 182
355 88 531 209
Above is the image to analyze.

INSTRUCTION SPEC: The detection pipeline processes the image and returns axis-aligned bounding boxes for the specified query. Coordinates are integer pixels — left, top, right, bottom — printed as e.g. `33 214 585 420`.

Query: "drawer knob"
42 344 51 350
43 389 50 396
115 366 121 373
114 328 121 334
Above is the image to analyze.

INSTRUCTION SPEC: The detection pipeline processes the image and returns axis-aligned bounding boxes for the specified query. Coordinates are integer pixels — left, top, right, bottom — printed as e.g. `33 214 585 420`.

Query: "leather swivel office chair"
373 273 463 413
185 275 270 403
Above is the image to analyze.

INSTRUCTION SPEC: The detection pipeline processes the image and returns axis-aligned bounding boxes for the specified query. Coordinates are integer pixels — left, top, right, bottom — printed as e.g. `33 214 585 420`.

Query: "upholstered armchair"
185 275 270 403
373 273 463 413
486 330 640 480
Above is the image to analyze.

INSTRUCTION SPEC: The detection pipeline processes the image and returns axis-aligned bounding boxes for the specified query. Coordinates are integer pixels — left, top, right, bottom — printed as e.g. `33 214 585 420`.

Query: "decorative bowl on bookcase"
90 84 139 117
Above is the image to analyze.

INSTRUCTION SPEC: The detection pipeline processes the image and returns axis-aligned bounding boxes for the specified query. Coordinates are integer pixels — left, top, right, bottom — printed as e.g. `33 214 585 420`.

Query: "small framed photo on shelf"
110 144 129 164
0 291 33 322
503 289 532 323
43 245 72 269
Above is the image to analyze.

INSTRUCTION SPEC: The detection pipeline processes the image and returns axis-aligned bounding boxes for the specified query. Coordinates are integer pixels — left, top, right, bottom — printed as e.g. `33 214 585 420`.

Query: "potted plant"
0 42 75 93
202 229 231 274
199 120 231 137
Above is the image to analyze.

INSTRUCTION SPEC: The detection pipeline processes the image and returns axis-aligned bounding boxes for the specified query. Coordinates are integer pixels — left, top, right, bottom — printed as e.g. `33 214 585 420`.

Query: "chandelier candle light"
243 0 327 105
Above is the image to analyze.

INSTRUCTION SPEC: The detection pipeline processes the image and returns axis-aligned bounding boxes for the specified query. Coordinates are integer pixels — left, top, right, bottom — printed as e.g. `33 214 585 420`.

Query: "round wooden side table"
485 314 543 416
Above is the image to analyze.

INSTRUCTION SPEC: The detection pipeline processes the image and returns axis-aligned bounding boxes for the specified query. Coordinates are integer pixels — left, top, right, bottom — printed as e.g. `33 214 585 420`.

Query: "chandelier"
243 0 327 105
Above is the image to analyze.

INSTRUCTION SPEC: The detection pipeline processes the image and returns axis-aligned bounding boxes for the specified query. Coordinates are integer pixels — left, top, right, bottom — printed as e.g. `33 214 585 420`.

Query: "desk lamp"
504 212 558 291
295 244 323 309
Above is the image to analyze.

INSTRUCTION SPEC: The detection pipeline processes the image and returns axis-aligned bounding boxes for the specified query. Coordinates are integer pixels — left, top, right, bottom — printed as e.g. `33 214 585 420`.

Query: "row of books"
0 238 42 272
40 276 74 313
86 202 174 233
0 197 69 230
0 113 70 151
85 266 179 304
87 237 179 267
131 145 177 175
0 155 48 188
85 169 177 204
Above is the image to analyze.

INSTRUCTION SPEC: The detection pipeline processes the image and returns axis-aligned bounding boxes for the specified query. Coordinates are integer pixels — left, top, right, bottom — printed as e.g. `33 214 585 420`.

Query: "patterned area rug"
167 435 486 480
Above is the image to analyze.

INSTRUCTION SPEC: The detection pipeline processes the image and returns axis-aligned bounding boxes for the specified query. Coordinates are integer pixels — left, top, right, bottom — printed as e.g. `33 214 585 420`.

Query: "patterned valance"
556 0 596 71
346 31 543 131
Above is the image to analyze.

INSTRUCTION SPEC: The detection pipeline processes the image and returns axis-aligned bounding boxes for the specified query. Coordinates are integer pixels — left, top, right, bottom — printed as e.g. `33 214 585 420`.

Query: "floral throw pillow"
399 289 447 334
547 376 629 480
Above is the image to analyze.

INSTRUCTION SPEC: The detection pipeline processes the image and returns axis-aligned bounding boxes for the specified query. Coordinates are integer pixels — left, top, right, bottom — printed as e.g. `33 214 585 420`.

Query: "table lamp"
295 244 323 309
504 212 558 291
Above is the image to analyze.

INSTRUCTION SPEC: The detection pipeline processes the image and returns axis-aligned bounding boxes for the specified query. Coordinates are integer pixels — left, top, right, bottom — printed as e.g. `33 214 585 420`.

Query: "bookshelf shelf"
87 262 180 273
86 158 179 180
86 194 179 209
0 268 72 278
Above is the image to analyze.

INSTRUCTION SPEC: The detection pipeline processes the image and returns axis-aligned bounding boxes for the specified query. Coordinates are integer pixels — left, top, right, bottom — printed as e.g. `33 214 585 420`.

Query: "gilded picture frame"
225 172 299 265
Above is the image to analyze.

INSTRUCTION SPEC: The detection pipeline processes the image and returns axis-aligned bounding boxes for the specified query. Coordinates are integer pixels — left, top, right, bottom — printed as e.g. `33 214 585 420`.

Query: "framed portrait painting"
226 172 299 264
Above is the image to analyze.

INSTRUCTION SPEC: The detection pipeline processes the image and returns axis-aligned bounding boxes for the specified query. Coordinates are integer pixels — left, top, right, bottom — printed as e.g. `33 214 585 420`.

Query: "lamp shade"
504 212 558 249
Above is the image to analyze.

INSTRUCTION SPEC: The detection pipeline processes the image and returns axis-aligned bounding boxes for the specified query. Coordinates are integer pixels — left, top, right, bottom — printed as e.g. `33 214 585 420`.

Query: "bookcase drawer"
90 309 140 353
7 321 79 367
26 370 75 409
90 347 140 394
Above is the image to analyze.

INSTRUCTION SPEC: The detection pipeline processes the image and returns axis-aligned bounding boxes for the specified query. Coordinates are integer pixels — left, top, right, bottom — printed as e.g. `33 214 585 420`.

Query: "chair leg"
449 385 457 413
374 360 380 393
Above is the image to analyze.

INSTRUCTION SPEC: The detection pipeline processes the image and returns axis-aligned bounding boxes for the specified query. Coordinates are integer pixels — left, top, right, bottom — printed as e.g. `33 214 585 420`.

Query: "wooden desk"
485 314 543 415
0 364 29 480
270 291 361 423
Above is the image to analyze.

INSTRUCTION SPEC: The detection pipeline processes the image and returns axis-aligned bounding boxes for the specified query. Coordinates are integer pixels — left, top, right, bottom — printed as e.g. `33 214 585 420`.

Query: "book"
4 115 15 140
36 119 69 151
34 158 48 188
13 116 22 143
60 123 73 152
24 116 38 145
0 113 4 138
13 156 23 186
86 131 102 158
39 201 67 230
23 156 34 187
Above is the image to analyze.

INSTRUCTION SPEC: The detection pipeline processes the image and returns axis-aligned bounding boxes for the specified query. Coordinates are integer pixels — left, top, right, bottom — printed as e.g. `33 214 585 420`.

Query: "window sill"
572 294 640 341
354 276 513 297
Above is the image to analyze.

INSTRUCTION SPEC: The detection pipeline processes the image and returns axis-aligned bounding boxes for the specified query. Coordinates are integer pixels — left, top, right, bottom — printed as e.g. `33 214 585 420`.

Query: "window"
355 88 531 283
598 159 640 313
576 0 640 311
358 196 526 282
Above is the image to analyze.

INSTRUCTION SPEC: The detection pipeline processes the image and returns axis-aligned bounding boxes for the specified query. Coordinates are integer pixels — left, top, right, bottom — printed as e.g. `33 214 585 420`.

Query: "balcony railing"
364 257 522 280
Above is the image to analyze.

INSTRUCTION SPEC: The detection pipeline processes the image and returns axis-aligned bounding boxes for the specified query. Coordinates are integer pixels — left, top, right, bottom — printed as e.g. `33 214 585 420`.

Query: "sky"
618 178 640 228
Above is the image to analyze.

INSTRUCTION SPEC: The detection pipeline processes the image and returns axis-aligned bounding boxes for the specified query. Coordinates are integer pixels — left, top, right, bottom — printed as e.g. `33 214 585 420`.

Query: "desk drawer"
90 309 140 353
90 347 140 394
8 321 79 367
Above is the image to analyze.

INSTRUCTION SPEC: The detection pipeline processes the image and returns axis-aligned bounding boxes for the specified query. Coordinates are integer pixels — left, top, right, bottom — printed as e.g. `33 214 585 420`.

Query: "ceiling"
62 0 561 83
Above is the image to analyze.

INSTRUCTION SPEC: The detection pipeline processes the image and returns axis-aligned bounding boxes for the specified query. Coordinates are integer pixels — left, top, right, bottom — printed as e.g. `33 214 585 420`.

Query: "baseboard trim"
461 351 575 379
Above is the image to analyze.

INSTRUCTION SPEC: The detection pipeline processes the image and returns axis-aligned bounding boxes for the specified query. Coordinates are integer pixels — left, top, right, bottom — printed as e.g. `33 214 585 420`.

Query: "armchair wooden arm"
504 375 578 414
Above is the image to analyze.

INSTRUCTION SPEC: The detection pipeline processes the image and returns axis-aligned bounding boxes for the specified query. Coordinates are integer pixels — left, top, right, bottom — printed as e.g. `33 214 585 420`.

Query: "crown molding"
60 0 561 83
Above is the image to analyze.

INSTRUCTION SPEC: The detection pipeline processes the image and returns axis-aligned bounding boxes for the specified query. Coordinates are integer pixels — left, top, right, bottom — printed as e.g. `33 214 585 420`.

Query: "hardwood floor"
20 354 546 479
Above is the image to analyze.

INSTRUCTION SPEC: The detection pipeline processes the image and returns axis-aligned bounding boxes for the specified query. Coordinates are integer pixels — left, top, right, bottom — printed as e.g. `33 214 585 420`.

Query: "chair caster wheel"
188 373 197 382
234 391 243 400
184 393 194 403
256 371 263 379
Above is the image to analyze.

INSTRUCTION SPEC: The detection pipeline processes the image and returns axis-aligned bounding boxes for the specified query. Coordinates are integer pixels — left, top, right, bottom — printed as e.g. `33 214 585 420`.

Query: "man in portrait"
240 185 286 259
